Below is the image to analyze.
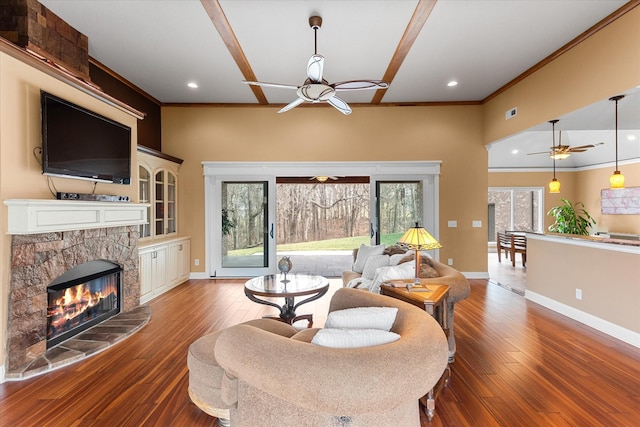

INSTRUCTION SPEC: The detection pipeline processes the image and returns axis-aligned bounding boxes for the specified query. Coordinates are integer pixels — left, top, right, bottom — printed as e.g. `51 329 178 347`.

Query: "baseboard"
525 290 640 349
189 272 210 280
464 271 490 279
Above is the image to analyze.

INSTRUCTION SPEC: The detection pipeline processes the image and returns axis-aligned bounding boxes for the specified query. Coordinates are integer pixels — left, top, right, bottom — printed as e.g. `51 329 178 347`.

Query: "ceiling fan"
527 130 602 159
310 175 339 183
242 16 389 115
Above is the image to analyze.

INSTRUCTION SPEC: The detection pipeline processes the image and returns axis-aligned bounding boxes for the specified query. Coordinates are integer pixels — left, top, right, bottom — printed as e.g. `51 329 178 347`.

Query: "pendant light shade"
609 95 625 189
548 120 561 193
610 170 625 188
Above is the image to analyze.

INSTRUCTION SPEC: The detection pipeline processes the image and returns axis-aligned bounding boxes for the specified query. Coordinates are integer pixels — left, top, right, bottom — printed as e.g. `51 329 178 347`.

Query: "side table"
380 281 451 420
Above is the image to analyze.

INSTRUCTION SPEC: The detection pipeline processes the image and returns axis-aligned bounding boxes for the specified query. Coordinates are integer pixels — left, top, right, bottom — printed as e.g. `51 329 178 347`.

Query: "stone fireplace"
4 199 148 379
46 259 122 348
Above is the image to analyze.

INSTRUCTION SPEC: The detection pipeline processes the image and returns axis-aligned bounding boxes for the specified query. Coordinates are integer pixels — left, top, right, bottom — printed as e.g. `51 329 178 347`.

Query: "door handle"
370 223 374 238
270 223 274 239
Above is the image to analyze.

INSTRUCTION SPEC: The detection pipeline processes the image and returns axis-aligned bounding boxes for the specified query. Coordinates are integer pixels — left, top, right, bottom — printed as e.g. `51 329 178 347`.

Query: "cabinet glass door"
155 171 165 236
139 165 151 238
167 172 177 234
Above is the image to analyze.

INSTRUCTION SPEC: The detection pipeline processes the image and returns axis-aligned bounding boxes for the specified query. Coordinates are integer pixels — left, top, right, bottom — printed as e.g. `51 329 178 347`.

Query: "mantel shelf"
4 199 149 235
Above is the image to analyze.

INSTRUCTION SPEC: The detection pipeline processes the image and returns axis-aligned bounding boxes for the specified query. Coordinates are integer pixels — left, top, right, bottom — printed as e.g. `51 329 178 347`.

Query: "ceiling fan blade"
278 98 305 114
568 149 588 153
327 96 352 115
307 54 324 83
333 80 389 91
243 81 299 90
567 144 595 151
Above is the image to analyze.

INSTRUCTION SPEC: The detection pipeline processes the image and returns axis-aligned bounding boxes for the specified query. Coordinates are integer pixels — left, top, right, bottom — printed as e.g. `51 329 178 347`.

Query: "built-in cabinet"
139 237 190 304
137 146 182 240
137 146 189 303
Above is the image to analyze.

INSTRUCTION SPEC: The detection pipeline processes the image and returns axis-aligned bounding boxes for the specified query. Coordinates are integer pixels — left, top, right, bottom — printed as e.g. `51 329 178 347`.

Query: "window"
488 188 543 241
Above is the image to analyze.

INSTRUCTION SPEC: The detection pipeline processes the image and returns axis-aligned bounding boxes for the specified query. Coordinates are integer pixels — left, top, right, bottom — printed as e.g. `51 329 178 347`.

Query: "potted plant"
547 198 596 235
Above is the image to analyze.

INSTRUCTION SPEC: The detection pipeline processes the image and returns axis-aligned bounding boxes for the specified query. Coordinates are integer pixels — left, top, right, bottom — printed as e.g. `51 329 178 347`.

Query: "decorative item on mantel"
278 256 293 284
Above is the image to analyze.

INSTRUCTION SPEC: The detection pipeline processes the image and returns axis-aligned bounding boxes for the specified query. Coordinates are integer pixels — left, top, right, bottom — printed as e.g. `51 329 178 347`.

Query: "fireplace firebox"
47 260 122 348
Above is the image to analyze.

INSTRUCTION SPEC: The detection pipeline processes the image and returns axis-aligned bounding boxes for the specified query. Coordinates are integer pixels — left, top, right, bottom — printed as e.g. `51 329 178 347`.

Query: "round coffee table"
244 274 329 327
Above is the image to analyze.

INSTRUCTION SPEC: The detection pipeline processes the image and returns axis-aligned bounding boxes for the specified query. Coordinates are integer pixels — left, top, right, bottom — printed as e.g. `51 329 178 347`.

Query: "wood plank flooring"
1 278 639 426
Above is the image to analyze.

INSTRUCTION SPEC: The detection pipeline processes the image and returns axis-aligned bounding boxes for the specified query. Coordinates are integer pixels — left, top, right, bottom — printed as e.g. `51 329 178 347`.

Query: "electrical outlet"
448 258 453 266
576 288 582 300
194 258 200 266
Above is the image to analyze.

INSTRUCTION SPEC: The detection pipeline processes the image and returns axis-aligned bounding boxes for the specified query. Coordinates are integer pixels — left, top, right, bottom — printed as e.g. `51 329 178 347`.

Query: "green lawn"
228 233 404 255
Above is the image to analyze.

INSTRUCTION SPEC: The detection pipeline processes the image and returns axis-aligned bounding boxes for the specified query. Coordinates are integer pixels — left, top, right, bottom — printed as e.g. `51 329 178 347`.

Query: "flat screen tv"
41 91 131 185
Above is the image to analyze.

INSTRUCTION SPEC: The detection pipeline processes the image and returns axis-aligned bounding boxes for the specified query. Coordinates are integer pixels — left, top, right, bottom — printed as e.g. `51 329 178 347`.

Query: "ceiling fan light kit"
242 16 388 115
609 95 625 189
548 119 561 194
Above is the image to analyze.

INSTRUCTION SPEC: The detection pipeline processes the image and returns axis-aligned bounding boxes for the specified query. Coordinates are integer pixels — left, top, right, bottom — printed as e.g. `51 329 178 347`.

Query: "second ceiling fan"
527 129 602 159
243 16 389 115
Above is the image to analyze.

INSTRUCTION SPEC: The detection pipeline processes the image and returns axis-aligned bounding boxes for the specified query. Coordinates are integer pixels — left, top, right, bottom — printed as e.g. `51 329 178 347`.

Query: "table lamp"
397 222 442 289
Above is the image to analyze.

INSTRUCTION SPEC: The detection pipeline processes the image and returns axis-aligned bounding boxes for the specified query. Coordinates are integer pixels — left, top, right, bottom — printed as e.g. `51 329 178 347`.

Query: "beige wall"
0 51 138 370
528 235 640 336
489 166 640 235
162 105 487 276
483 6 640 145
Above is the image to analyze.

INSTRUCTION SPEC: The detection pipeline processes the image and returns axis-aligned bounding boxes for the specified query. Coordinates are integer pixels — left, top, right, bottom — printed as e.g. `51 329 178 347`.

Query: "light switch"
447 220 457 228
472 220 482 228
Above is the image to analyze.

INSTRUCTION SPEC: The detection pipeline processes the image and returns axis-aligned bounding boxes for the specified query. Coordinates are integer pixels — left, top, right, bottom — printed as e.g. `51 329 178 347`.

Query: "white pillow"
311 328 400 348
389 253 406 266
353 244 385 273
325 306 398 331
370 262 415 294
362 254 390 280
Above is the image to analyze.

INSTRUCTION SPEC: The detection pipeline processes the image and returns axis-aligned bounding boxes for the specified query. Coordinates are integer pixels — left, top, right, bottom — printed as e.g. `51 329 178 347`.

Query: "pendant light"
609 95 625 189
548 119 561 193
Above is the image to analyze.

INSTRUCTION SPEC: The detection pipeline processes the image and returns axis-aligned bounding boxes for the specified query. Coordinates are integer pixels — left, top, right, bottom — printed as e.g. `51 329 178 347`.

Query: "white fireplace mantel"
4 199 149 235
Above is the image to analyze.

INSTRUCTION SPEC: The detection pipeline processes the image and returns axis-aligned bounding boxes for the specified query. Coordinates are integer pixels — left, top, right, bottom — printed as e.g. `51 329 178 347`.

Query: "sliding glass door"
203 161 440 276
374 181 424 244
208 178 276 277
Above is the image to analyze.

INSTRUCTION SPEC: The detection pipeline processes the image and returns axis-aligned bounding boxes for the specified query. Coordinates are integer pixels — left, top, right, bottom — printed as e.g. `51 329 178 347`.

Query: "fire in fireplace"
47 260 122 348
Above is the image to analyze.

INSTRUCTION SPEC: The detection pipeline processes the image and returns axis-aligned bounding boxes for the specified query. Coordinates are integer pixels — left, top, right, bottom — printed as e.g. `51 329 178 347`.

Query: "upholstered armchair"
188 288 449 427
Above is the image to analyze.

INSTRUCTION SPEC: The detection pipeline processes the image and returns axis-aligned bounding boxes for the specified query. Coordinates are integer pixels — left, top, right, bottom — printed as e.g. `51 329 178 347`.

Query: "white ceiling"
39 0 639 168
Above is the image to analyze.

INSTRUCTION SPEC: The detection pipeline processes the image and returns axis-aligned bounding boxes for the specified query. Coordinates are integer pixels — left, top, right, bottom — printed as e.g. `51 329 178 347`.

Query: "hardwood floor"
1 278 639 426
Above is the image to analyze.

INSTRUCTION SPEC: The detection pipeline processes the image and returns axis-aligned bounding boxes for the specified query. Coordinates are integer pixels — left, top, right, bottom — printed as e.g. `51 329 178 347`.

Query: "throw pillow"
389 253 406 266
311 328 400 348
370 262 415 294
353 244 386 273
362 254 390 280
324 306 398 331
399 252 439 278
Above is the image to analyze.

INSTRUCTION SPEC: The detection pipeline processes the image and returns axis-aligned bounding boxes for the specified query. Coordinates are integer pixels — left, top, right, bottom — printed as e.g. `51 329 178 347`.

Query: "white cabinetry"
139 237 190 304
137 147 182 241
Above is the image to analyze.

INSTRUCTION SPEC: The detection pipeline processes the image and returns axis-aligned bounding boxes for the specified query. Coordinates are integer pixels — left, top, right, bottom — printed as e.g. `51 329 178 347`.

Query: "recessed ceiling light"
627 134 638 141
447 81 458 87
511 149 519 155
187 82 198 89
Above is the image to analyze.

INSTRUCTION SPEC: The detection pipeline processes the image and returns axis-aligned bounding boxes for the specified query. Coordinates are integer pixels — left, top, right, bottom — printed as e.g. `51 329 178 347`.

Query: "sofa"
342 244 470 362
188 287 449 427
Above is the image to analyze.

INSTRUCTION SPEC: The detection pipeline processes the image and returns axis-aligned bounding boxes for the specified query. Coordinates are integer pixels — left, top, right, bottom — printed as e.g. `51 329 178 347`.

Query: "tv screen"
41 91 131 185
